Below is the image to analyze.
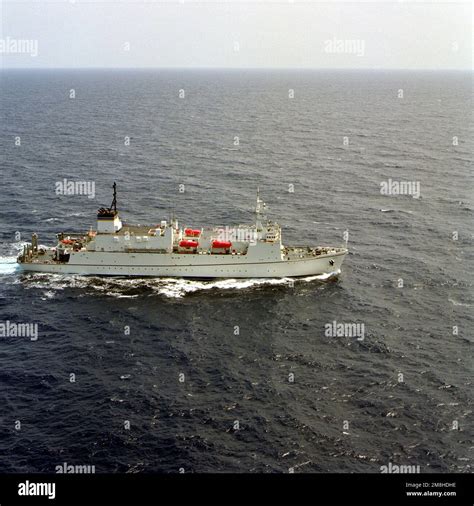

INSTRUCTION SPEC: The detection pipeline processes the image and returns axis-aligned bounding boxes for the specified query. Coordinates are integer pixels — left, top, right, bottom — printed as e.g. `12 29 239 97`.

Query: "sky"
0 1 472 70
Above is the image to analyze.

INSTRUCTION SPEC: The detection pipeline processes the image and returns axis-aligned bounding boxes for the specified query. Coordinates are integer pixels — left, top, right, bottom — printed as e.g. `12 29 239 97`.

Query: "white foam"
150 271 340 298
67 212 87 217
301 270 340 282
448 298 472 307
14 269 341 299
0 258 18 275
40 290 56 300
0 253 20 275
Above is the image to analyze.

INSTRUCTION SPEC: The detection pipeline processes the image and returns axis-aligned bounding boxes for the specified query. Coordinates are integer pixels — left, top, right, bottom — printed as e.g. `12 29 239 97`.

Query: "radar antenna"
255 187 267 231
110 182 117 212
97 182 118 218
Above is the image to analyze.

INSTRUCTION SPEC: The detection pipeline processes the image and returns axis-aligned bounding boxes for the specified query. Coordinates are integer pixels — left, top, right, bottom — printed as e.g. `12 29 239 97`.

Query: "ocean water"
0 69 472 473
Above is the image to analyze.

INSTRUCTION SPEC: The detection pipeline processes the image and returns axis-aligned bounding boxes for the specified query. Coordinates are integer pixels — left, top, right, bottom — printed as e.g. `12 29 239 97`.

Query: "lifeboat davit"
184 228 201 237
212 240 232 249
179 240 198 248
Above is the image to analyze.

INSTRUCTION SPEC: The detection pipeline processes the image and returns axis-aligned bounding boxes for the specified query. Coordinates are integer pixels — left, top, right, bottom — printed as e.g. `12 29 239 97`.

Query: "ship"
17 183 348 278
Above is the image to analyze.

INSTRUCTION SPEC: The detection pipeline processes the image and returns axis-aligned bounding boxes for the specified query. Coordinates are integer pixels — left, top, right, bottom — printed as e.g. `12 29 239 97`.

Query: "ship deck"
113 224 158 235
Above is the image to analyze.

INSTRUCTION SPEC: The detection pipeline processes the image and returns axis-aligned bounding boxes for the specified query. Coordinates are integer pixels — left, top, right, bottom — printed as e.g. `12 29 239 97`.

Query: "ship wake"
0 242 28 275
0 256 18 275
10 271 341 299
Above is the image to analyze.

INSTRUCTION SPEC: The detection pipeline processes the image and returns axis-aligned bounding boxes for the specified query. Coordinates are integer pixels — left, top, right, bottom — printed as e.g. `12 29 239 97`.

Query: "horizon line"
0 66 472 72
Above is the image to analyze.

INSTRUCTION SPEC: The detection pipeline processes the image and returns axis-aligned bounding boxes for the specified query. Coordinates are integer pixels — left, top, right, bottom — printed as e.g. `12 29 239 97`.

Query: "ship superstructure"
18 184 348 278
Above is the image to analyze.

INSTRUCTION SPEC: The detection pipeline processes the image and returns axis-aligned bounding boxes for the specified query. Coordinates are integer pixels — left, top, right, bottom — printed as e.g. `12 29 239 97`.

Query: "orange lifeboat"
61 239 74 245
179 240 198 248
212 240 232 249
184 228 201 237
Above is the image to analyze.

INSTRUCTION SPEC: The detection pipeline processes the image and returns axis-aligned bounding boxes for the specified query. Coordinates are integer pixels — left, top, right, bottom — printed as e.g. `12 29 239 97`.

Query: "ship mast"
255 187 267 232
97 182 118 218
110 182 117 213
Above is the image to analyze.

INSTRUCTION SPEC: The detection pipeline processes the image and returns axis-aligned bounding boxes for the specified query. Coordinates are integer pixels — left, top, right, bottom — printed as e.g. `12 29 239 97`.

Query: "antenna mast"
255 186 267 231
111 182 117 213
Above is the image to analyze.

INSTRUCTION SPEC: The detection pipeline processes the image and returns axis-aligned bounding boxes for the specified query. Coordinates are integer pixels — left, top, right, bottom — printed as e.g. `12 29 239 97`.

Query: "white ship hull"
18 249 347 278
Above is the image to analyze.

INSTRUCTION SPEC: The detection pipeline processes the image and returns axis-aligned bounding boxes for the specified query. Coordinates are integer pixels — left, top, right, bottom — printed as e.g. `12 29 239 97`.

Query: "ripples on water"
0 70 472 473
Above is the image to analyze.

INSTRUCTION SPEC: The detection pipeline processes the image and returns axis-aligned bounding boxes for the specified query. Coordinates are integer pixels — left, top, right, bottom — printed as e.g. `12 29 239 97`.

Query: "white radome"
18 184 348 279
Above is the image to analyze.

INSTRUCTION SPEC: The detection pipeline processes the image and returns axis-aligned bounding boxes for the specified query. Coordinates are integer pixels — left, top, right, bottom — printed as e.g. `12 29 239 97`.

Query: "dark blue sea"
0 69 472 473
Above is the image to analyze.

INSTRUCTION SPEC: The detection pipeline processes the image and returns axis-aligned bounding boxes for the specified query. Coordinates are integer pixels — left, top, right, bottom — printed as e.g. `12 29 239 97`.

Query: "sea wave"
0 256 18 275
0 242 28 275
13 270 340 299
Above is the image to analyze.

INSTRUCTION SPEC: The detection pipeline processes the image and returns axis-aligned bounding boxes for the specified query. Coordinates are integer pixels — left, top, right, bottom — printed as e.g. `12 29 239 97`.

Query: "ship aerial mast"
110 182 117 213
255 187 267 232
